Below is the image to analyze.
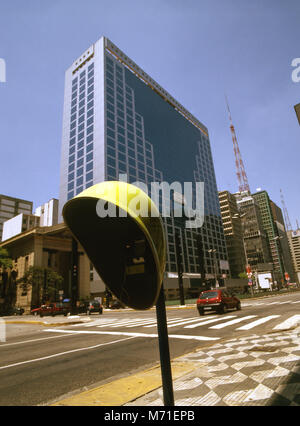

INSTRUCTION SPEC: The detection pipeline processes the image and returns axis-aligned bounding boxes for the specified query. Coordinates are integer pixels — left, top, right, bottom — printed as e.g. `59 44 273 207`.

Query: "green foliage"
20 266 64 304
238 272 248 279
0 247 13 269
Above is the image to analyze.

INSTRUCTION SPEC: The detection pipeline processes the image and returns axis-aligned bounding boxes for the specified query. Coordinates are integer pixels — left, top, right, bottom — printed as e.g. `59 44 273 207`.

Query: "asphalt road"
0 291 300 406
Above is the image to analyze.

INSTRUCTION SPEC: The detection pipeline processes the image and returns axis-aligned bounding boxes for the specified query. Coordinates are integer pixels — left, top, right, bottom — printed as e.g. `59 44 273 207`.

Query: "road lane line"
144 316 216 329
125 320 158 328
71 318 118 327
236 315 280 330
96 318 150 328
44 328 220 341
0 335 137 371
185 316 237 329
0 333 74 347
167 317 218 328
209 316 257 329
144 317 199 328
272 315 300 330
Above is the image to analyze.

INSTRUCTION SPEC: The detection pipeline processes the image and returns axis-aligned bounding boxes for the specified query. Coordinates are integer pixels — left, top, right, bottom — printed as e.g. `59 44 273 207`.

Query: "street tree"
0 247 13 269
19 266 64 306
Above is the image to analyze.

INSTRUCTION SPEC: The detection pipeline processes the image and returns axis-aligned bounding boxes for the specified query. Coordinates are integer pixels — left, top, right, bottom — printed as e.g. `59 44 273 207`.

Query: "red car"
31 303 66 317
197 289 241 315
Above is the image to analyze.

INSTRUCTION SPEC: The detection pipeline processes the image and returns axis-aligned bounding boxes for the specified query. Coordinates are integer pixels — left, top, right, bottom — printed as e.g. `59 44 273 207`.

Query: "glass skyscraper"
59 37 228 286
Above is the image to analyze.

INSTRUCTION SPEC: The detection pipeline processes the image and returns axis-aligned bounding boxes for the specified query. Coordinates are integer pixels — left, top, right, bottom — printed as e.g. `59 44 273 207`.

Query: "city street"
0 292 300 405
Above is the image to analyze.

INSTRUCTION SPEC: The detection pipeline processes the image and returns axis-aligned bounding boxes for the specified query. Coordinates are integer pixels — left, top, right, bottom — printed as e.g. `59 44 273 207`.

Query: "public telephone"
62 181 166 310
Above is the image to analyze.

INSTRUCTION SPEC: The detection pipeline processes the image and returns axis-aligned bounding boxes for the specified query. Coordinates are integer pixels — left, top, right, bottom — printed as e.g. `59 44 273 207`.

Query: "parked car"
11 306 24 315
75 300 103 315
197 289 241 315
31 305 44 316
0 305 24 316
31 303 66 317
110 300 125 309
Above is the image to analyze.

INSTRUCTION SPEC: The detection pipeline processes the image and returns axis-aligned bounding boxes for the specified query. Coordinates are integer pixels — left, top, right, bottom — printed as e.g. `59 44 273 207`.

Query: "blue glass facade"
104 50 228 276
60 38 228 280
67 63 95 201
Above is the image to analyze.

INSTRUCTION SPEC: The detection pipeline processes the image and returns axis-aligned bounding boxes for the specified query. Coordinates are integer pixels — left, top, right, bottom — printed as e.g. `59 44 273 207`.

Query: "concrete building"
270 199 295 282
0 223 91 313
58 36 229 295
287 229 300 283
218 190 246 277
2 198 59 242
35 198 58 227
0 195 33 241
236 194 272 272
252 190 294 284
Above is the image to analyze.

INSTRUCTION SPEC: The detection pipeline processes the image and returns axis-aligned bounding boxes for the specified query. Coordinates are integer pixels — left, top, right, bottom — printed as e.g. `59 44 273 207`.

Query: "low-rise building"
0 223 94 313
2 198 59 243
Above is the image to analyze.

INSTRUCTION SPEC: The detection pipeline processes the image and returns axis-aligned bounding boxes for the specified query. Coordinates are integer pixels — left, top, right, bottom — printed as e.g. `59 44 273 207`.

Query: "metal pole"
155 283 174 406
175 232 185 306
213 250 219 287
71 238 78 314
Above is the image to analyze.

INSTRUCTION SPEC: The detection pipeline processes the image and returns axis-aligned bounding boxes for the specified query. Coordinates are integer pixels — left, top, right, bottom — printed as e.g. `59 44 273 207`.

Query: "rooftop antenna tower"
280 188 292 231
225 96 250 194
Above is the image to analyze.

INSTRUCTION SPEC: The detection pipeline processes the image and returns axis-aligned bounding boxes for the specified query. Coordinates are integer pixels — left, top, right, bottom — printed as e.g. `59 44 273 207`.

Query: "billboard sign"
258 273 272 289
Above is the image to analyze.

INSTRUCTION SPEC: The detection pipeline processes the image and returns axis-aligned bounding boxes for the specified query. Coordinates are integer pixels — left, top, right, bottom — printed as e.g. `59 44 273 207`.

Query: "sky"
0 0 299 228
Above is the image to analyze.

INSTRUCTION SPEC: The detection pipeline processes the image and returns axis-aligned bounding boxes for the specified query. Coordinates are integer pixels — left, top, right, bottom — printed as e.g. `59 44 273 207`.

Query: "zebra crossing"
70 313 300 333
242 299 300 307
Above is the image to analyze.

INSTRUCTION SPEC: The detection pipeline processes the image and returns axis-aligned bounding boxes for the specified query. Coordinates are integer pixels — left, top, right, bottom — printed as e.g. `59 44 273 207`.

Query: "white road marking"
71 318 118 327
44 328 220 341
272 315 300 330
236 315 280 330
185 316 237 329
109 318 154 327
0 335 137 371
98 318 145 327
166 316 218 329
125 319 158 328
209 316 257 330
143 317 199 328
0 333 74 347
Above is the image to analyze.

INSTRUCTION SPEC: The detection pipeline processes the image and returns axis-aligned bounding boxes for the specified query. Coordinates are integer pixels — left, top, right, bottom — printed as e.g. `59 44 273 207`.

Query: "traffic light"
62 181 166 310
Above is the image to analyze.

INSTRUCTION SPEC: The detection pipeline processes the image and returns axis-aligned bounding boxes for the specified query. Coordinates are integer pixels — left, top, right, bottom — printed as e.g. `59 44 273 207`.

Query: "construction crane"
280 188 292 231
225 96 250 194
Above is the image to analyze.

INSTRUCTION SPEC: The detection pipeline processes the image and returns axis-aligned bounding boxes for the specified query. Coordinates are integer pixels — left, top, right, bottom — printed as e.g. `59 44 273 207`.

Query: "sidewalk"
51 323 300 406
6 295 300 406
3 314 92 327
125 325 300 406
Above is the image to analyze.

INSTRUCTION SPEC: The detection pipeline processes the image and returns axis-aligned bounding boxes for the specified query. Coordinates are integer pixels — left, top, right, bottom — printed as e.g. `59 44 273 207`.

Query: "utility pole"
71 238 78 314
196 233 206 288
175 232 185 305
208 249 218 288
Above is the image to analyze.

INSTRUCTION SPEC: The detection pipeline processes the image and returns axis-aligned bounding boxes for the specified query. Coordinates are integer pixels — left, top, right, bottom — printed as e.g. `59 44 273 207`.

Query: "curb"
4 318 92 327
49 359 203 406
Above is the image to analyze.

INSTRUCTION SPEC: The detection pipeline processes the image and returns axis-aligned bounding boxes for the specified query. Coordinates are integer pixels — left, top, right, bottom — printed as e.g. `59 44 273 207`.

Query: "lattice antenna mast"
225 96 250 193
280 188 292 231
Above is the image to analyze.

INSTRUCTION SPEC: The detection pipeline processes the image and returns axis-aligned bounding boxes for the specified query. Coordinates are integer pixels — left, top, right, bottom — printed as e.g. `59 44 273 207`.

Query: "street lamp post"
208 249 218 288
